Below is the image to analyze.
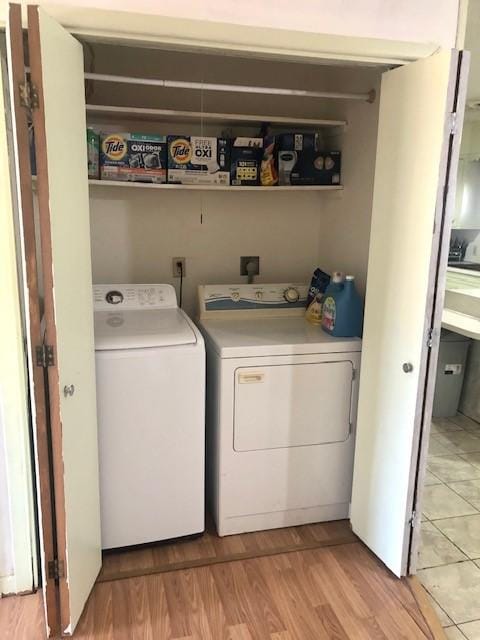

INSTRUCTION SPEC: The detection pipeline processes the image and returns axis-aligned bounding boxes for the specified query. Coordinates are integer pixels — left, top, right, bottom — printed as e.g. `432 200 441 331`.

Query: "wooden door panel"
27 5 101 633
6 4 58 635
350 49 465 577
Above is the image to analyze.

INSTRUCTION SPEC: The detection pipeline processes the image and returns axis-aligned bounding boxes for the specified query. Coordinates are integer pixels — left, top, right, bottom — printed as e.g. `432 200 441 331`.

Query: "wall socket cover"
172 257 186 277
240 256 260 276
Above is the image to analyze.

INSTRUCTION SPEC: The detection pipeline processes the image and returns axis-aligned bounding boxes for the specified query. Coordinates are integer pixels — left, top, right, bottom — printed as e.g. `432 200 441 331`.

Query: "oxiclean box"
100 133 167 183
167 136 230 185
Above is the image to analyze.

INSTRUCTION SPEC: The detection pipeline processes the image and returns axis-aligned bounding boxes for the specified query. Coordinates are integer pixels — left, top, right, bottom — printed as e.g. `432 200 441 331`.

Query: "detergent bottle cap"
346 275 355 281
332 271 344 283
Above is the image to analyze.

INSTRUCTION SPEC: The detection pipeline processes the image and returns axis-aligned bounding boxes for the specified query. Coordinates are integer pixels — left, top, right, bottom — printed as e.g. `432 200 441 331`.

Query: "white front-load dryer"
198 283 362 537
94 284 205 549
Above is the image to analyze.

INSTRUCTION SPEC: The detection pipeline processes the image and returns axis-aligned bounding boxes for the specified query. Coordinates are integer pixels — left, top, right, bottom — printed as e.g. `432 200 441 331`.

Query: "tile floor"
418 413 480 639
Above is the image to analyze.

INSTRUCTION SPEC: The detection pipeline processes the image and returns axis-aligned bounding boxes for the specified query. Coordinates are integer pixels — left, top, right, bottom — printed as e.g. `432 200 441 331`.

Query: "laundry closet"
1 3 468 635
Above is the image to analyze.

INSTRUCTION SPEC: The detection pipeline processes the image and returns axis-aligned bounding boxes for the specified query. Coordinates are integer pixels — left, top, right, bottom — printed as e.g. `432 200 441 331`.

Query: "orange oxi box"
100 133 167 183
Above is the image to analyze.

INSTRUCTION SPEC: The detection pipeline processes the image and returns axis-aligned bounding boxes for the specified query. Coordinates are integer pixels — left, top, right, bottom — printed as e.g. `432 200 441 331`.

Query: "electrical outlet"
172 257 186 277
240 256 260 276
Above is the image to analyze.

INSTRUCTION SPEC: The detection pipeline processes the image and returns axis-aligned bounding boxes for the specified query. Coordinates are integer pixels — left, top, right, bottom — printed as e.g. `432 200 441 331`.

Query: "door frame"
408 49 470 573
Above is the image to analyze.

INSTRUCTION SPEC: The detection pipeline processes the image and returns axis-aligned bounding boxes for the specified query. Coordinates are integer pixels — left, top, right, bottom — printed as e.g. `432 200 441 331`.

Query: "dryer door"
234 359 354 451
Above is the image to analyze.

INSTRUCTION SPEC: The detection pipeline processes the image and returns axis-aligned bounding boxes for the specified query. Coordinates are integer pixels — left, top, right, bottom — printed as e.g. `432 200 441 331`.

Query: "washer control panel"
199 283 308 314
93 284 178 310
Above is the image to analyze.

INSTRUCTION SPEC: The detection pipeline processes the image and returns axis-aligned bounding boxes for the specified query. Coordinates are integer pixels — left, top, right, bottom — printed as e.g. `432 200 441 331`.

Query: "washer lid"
94 308 197 350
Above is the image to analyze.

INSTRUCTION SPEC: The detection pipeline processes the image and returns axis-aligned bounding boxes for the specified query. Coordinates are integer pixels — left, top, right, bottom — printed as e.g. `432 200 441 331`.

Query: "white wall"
0 66 36 595
0 0 462 49
88 46 381 314
460 119 480 159
464 0 480 100
0 411 14 582
315 92 381 296
452 121 480 258
451 0 480 423
90 189 326 317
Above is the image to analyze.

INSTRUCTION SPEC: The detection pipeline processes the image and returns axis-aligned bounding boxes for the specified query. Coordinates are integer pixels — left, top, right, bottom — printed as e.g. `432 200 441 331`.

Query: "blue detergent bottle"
323 271 344 297
322 275 363 337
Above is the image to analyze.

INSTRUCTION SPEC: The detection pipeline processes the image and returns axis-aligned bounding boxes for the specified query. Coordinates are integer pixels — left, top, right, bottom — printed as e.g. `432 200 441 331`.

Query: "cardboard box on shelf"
167 136 230 185
277 133 341 186
100 132 167 183
230 137 264 186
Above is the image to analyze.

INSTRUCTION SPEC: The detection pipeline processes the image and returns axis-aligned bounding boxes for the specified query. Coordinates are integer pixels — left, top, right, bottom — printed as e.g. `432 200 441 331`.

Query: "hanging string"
200 70 205 225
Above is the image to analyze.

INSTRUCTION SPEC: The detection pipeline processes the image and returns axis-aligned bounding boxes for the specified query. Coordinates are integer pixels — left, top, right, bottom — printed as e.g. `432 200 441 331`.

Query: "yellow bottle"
305 294 323 325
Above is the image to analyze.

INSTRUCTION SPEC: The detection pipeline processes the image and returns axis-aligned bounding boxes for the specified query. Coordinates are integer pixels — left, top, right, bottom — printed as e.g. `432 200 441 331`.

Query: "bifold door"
7 3 101 635
350 49 468 577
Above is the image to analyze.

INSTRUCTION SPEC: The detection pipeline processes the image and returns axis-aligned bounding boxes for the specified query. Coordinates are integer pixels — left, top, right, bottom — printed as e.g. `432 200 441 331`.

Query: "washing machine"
198 283 362 536
94 284 205 549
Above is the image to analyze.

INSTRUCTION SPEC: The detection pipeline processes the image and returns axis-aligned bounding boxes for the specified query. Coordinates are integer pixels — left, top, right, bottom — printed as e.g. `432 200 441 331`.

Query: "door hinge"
427 328 434 349
47 559 65 581
349 422 353 436
449 111 458 136
409 510 418 528
36 344 55 368
352 368 356 381
19 80 39 110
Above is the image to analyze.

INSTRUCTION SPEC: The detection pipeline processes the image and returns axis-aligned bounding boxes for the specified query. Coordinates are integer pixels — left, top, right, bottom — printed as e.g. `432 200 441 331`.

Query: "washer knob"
231 291 240 302
105 290 124 305
284 287 300 303
255 291 263 300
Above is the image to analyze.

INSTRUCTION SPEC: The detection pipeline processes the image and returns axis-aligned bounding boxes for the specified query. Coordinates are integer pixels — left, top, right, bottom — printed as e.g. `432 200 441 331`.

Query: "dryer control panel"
93 284 178 310
198 283 308 317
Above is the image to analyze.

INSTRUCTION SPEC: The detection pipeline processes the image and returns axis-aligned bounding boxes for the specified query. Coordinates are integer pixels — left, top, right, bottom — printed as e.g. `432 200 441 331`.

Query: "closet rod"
85 104 347 128
83 72 375 103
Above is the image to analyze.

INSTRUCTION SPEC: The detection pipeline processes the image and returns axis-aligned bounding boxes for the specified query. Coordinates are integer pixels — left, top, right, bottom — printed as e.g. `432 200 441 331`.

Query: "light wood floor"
0 588 45 640
99 518 357 582
1 541 443 639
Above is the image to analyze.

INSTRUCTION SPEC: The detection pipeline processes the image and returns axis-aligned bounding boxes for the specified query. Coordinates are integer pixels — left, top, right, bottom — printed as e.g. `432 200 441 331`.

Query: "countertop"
442 267 480 339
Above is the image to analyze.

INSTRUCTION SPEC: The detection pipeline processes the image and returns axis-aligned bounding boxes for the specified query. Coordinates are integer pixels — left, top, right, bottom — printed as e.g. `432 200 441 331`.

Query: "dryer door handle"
238 372 265 384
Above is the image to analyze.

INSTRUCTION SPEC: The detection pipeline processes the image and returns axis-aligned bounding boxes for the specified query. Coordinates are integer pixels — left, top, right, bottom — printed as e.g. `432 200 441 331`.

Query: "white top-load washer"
94 284 205 549
198 283 362 537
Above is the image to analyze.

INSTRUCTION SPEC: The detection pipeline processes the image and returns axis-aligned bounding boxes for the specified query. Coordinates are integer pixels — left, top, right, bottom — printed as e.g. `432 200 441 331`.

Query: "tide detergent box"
230 137 263 186
167 136 230 185
100 133 167 183
277 133 341 186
